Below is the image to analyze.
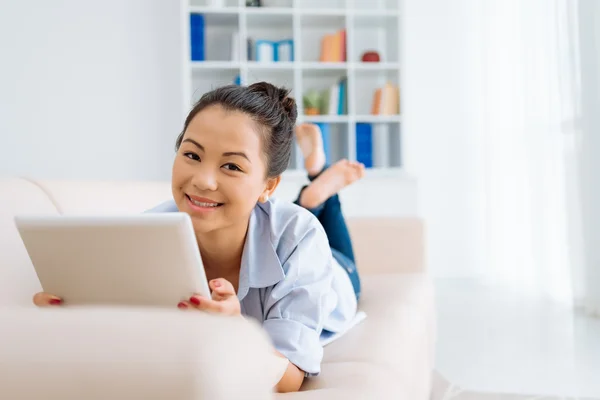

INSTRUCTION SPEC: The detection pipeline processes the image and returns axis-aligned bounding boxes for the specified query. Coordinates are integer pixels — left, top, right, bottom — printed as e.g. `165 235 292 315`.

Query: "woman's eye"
223 163 242 172
184 152 200 161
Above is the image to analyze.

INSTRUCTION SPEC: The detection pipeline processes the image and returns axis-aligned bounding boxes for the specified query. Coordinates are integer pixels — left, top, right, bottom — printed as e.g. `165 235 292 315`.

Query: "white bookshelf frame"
182 0 402 177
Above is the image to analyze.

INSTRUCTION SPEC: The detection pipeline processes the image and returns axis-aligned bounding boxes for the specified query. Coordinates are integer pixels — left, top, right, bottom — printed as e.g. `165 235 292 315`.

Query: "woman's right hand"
33 292 62 306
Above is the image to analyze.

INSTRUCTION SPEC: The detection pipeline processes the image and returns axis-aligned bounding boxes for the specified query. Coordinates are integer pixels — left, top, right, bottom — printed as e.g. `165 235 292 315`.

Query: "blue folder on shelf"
190 14 205 61
356 123 373 168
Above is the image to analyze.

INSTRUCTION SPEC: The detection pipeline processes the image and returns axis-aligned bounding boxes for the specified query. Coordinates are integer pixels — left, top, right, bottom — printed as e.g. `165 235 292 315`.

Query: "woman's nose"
191 166 218 191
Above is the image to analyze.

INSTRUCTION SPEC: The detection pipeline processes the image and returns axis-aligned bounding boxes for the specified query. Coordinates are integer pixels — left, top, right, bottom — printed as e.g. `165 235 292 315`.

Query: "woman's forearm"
274 350 305 393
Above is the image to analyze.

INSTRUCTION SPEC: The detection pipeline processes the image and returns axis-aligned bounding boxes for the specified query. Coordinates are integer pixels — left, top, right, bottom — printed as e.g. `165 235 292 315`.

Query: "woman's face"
172 105 277 234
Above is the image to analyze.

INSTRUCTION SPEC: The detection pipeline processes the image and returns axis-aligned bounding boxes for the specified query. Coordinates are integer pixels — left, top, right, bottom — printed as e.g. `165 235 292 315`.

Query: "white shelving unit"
182 0 402 176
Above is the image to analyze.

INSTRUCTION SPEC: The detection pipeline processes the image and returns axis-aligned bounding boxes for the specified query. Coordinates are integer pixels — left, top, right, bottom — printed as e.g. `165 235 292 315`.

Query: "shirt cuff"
262 318 323 377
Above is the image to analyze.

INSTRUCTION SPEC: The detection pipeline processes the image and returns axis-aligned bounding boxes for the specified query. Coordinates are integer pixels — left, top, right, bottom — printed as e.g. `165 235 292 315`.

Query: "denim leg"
294 166 361 299
293 166 356 263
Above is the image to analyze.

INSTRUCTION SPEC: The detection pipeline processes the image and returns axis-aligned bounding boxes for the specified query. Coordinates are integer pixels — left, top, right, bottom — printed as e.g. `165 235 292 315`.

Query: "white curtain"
477 0 598 315
571 0 600 317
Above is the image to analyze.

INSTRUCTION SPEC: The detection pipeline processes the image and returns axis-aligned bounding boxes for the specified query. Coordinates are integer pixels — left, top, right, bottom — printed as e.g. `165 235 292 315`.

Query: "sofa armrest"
348 218 425 275
0 308 276 400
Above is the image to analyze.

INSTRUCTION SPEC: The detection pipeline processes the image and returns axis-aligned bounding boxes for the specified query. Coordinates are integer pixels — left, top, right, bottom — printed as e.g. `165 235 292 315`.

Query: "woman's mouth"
186 194 224 211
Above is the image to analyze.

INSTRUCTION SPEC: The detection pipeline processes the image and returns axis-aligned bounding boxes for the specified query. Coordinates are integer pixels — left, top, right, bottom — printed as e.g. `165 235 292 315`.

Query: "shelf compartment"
355 122 402 169
302 69 348 117
190 10 240 62
299 13 347 63
246 11 294 62
353 69 399 116
352 14 399 63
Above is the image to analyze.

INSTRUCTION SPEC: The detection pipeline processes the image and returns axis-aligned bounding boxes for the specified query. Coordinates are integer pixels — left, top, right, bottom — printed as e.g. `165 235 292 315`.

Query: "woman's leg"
296 179 355 262
295 123 365 299
294 169 363 299
294 124 364 261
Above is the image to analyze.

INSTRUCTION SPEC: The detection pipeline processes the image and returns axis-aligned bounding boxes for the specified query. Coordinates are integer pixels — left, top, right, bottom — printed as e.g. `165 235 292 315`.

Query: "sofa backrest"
1 178 424 306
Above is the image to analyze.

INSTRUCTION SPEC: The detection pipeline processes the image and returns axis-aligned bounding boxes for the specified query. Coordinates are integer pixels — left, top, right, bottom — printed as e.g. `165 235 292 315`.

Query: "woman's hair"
175 82 298 178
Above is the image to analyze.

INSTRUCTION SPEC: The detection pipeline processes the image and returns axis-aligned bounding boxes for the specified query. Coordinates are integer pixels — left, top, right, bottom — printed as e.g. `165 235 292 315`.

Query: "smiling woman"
33 82 365 394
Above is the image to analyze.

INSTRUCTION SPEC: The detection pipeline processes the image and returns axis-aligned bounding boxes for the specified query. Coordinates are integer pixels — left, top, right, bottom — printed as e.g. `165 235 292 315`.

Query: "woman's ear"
260 176 281 203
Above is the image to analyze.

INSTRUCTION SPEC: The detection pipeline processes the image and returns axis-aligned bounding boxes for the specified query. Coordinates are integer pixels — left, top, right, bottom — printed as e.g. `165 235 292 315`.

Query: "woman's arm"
274 350 305 393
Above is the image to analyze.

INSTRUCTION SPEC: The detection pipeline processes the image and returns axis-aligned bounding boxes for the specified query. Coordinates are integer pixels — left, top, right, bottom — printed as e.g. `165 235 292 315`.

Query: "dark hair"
175 82 297 178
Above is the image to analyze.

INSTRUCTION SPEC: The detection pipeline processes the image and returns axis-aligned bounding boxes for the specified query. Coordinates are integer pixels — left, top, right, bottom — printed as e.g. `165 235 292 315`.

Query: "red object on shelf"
361 51 381 62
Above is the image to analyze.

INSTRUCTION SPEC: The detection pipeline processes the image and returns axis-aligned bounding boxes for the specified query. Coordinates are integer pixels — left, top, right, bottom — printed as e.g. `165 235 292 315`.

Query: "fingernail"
213 281 221 287
189 296 200 306
177 302 187 309
49 299 62 305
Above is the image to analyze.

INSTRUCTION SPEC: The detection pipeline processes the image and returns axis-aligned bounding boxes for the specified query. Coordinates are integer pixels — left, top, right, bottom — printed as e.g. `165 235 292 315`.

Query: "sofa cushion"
0 178 59 306
284 274 435 399
0 308 277 400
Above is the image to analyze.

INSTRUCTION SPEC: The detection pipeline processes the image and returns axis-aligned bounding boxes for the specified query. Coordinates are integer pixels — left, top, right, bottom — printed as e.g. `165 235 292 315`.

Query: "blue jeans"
294 167 361 300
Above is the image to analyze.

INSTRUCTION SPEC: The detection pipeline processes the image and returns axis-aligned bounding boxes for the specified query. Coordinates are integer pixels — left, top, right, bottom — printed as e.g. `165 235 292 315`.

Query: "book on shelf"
249 39 294 62
356 123 373 168
371 82 400 115
319 29 346 62
190 14 205 61
319 77 347 115
255 40 275 62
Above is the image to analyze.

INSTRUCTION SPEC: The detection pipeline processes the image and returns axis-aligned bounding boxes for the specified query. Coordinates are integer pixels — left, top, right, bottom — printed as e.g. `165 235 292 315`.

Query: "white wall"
0 0 184 181
402 0 485 277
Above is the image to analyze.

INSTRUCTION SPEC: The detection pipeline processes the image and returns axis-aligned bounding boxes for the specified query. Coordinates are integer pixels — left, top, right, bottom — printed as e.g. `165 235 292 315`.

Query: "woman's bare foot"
300 159 365 209
295 123 326 176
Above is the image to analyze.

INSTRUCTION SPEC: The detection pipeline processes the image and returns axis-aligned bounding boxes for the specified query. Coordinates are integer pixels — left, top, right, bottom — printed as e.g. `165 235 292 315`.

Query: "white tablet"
14 213 210 307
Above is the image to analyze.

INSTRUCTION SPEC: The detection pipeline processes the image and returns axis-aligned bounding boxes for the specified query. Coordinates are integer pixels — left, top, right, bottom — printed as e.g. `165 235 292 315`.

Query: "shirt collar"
237 202 285 301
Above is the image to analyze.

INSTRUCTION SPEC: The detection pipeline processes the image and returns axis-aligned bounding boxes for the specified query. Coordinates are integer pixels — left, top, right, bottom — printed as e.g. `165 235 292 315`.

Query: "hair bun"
278 89 298 122
248 82 297 123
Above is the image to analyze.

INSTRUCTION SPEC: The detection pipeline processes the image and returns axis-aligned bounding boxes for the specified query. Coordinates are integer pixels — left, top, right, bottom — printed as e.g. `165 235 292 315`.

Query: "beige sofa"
0 177 435 399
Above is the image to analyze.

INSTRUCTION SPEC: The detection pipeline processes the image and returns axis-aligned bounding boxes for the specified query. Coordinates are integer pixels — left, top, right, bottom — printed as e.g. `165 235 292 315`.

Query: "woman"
33 82 365 393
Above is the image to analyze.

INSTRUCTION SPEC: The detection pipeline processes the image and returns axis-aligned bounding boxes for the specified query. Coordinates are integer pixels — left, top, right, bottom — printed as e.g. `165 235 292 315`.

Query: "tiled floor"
434 278 600 399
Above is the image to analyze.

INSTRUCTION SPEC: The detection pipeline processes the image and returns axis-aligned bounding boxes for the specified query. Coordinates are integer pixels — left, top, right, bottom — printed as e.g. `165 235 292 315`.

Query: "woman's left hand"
178 278 241 316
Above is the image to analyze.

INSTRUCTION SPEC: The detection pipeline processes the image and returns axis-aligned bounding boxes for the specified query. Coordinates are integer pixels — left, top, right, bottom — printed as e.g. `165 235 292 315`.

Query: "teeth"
190 198 220 207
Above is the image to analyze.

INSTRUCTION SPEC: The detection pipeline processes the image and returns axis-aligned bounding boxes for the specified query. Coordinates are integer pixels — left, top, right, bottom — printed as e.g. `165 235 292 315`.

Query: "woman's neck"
195 221 248 279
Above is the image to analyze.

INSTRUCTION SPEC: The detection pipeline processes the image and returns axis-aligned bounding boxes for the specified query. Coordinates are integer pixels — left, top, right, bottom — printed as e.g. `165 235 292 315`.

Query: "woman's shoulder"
256 198 326 250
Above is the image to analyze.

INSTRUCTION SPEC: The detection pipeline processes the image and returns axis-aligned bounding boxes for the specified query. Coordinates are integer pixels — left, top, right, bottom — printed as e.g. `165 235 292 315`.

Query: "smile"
186 194 224 209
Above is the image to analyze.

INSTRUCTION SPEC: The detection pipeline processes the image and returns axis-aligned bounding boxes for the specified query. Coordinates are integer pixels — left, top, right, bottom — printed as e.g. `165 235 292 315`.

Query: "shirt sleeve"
261 225 338 377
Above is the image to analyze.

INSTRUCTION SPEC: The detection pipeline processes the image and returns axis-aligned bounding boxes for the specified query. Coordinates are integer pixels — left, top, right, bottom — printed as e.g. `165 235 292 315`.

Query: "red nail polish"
177 302 187 309
189 297 200 306
49 299 62 305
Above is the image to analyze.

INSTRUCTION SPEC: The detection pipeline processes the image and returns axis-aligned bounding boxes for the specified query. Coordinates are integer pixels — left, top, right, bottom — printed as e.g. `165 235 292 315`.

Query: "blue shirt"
147 198 357 376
